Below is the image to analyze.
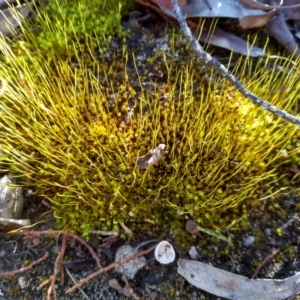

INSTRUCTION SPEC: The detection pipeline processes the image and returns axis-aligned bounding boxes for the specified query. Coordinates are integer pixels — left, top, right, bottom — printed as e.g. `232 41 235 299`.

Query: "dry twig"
42 234 67 300
65 245 156 294
65 268 90 300
9 230 102 268
4 229 156 296
0 252 49 276
171 0 300 127
251 249 280 279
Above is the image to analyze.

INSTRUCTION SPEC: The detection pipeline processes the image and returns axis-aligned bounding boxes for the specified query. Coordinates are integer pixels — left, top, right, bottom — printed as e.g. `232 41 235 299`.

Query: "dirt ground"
1 191 300 300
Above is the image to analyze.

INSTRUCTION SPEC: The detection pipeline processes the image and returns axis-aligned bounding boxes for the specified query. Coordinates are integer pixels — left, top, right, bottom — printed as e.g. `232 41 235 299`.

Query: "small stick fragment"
0 252 49 276
65 268 90 300
66 245 156 294
37 277 52 290
151 192 160 204
35 235 68 300
137 144 165 169
119 222 132 234
204 0 212 10
9 230 102 268
251 249 280 279
89 230 119 236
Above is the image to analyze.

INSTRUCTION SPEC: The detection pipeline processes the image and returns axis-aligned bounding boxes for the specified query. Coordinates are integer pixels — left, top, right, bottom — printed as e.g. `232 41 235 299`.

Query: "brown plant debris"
109 275 141 300
0 251 49 276
251 249 281 279
137 144 166 169
66 245 156 294
1 230 157 297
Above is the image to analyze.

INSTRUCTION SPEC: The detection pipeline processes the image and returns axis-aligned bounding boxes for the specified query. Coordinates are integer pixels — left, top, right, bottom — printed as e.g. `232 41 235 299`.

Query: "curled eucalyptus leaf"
178 259 300 300
136 0 300 56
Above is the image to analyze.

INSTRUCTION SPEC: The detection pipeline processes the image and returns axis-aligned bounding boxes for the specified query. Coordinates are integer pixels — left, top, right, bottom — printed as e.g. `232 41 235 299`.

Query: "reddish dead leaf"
137 0 300 56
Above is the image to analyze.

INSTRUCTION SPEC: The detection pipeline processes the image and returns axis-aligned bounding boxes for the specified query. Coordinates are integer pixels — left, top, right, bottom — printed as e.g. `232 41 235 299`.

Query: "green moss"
282 245 297 260
0 1 300 239
7 0 134 59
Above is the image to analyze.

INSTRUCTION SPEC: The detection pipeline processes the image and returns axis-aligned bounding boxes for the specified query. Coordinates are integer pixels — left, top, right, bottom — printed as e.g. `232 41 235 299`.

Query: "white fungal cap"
154 241 176 264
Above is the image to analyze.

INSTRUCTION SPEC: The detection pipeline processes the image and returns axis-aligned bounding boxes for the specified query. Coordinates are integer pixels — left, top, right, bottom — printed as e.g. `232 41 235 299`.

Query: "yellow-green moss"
8 0 134 59
0 0 300 239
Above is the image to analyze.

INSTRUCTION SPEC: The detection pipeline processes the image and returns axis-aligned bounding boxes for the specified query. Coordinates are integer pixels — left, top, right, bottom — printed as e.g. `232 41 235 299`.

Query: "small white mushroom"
154 241 175 264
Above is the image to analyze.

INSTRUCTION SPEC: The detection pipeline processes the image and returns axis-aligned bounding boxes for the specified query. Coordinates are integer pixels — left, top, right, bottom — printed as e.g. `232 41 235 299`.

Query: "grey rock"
0 175 24 219
243 235 255 247
188 246 199 260
114 245 146 280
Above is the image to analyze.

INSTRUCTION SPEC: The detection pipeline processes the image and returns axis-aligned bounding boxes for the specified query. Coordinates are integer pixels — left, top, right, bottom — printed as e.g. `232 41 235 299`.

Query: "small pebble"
265 228 271 236
243 235 255 247
24 189 33 197
185 219 199 235
188 246 199 260
114 245 146 280
18 276 28 289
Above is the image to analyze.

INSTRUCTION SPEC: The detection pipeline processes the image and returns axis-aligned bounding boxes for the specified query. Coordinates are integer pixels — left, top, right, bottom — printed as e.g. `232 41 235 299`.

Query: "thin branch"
171 0 300 127
0 252 49 276
9 230 102 268
45 234 67 300
251 249 280 279
65 268 91 300
65 245 156 294
37 277 52 291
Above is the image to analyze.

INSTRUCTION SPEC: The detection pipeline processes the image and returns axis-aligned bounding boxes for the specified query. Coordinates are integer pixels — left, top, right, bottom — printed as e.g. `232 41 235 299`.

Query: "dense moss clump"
0 0 300 238
11 0 133 57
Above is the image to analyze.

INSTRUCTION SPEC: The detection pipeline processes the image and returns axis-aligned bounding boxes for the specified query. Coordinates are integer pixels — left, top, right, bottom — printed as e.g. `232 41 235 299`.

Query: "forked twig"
171 0 300 127
43 234 67 300
10 230 102 268
4 230 155 297
65 245 156 294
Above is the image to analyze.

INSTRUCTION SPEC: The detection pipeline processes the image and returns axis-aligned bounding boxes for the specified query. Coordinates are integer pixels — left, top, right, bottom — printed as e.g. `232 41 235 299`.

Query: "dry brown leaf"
265 11 300 58
239 8 276 28
138 0 300 56
157 0 269 18
193 19 266 56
